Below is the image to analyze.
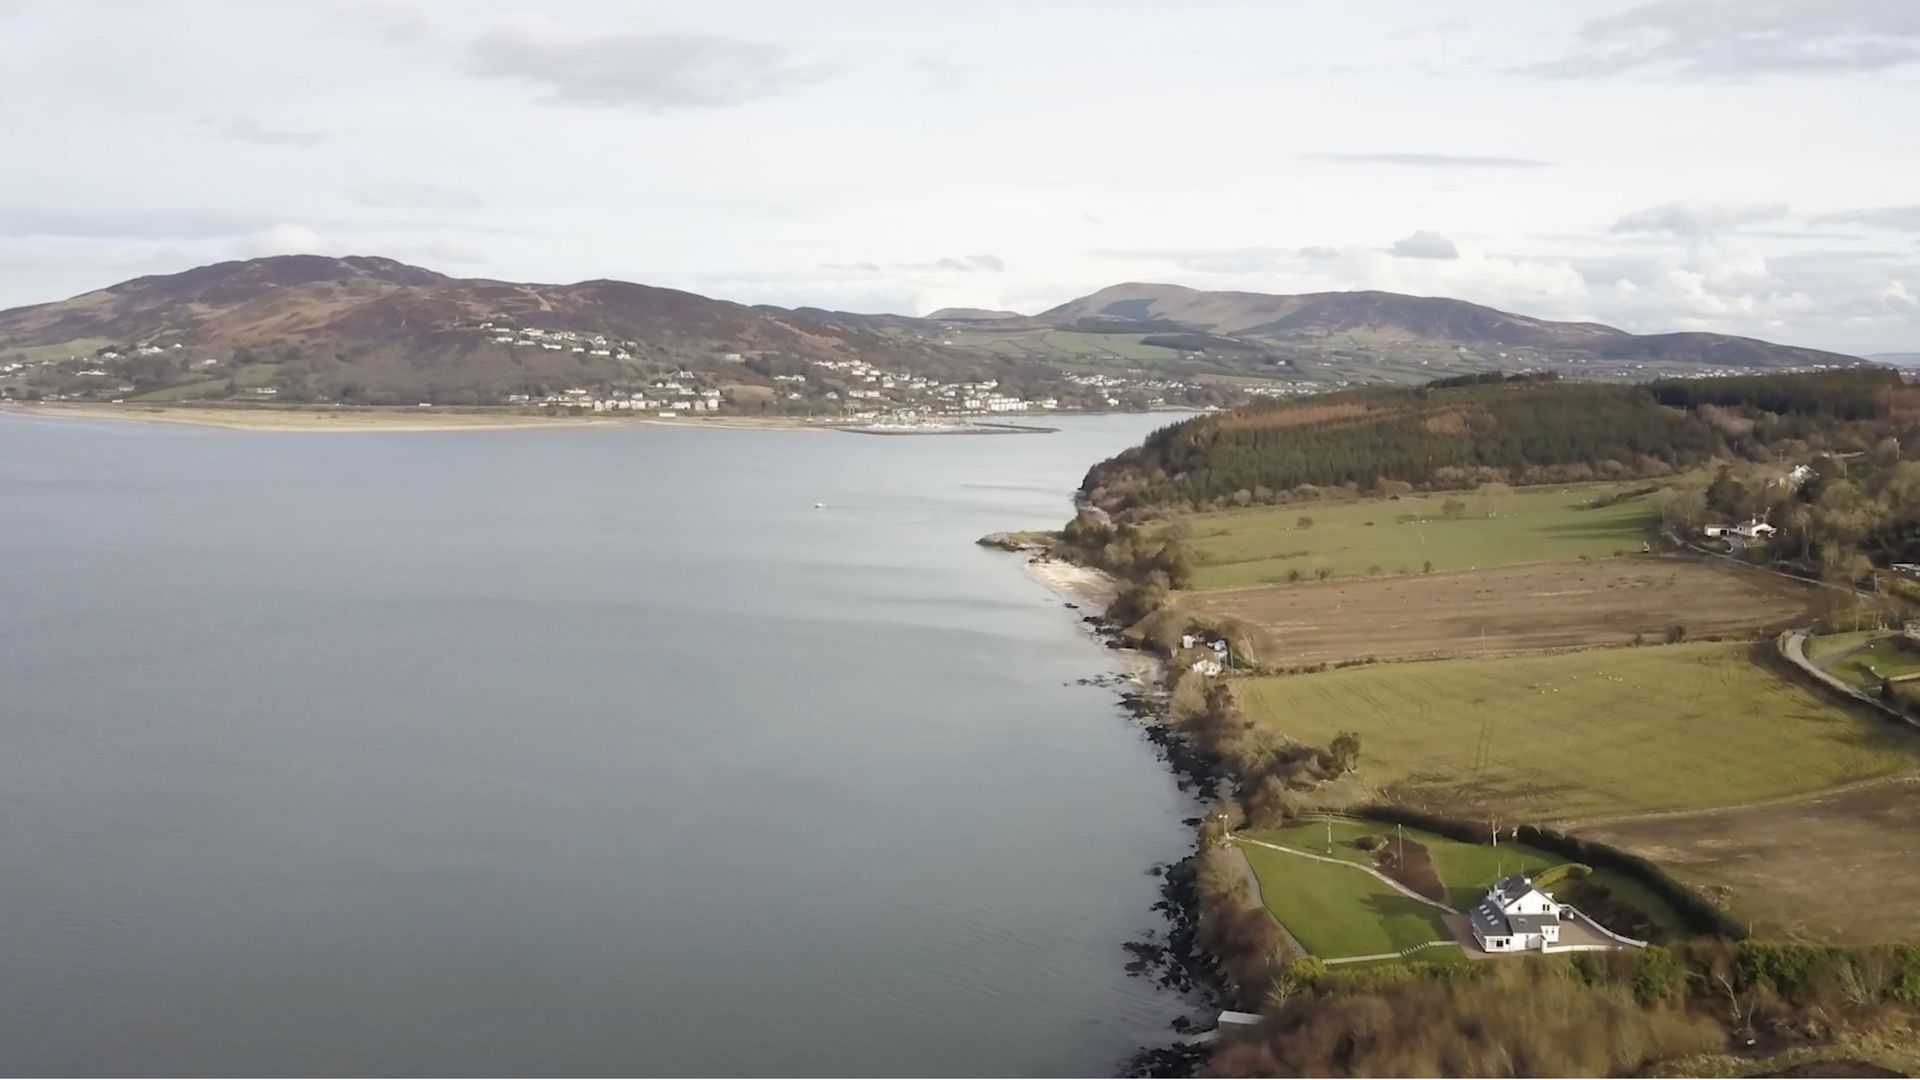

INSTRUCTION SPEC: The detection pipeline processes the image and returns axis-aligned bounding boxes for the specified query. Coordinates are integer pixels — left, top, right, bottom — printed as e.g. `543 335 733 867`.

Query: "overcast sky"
3 0 1918 353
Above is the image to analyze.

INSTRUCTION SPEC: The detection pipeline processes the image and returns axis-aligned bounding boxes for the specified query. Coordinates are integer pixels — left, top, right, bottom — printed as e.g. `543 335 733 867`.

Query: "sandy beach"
1023 557 1162 685
1024 556 1121 609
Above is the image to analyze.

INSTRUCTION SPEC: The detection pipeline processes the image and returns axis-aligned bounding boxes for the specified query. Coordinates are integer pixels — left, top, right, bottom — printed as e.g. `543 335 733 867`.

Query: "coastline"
4 403 625 433
5 403 1071 436
1000 540 1227 1076
1023 555 1158 687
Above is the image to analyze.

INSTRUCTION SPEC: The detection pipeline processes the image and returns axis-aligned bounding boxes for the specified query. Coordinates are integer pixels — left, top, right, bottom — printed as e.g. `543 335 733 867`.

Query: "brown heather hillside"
1 259 1871 405
0 255 1033 404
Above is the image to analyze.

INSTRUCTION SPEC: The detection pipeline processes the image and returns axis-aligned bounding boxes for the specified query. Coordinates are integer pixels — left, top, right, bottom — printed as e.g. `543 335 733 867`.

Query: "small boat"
813 501 828 509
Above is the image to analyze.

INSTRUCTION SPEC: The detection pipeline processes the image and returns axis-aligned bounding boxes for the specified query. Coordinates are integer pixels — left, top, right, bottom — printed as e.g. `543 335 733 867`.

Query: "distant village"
0 311 1893 421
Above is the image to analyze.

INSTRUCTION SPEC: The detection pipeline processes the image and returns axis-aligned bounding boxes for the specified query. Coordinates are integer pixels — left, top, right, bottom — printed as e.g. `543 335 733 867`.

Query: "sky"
2 0 1918 354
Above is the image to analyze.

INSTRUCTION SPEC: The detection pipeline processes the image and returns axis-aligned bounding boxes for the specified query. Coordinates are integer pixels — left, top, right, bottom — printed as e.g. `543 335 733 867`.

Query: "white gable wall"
1501 888 1557 916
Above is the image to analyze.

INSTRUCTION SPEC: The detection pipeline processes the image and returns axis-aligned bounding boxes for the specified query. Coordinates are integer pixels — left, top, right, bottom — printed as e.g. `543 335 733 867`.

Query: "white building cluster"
475 321 635 361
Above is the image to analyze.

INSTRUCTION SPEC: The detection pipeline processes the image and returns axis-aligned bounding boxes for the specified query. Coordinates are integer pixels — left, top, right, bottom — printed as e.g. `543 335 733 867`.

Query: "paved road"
1779 629 1915 728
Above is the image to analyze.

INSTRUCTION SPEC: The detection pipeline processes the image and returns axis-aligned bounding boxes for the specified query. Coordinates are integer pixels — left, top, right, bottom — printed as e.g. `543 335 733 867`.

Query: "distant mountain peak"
1038 281 1858 367
925 306 1026 321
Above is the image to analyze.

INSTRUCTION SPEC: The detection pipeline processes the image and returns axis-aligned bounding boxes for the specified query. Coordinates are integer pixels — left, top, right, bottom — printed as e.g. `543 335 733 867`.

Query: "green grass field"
1183 484 1657 590
1805 630 1877 662
950 329 1182 363
1235 839 1453 957
1234 643 1920 821
1813 634 1920 690
1244 818 1685 933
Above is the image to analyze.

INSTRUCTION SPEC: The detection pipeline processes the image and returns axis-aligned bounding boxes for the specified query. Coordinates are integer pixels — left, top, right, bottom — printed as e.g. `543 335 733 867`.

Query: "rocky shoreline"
1009 541 1235 1077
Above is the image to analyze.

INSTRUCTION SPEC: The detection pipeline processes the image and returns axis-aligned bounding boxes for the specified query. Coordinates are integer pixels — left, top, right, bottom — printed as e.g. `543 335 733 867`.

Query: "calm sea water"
0 412 1195 1077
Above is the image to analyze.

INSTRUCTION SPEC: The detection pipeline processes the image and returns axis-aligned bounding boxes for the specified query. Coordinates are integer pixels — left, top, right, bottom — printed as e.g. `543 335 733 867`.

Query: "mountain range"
0 256 1871 407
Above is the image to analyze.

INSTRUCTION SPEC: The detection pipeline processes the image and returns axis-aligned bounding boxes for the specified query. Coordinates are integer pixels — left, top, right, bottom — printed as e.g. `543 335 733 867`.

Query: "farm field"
950 328 1181 363
1234 838 1452 958
1244 817 1684 934
1587 779 1920 942
1183 484 1656 590
1183 558 1815 666
1232 643 1920 821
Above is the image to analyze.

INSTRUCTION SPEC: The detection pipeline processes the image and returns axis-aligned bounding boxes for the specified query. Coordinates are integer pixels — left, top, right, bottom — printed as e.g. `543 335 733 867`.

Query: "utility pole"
1397 822 1404 867
1326 818 1333 856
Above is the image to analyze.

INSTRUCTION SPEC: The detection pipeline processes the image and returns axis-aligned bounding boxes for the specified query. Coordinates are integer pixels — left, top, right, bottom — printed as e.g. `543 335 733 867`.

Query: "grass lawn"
1234 643 1920 822
1182 484 1656 590
1245 818 1686 934
1805 630 1877 662
1823 635 1920 690
1235 839 1452 958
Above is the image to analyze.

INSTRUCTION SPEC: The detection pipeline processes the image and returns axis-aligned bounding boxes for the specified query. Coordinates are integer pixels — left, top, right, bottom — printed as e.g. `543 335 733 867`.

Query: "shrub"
1631 945 1684 1005
1532 862 1592 888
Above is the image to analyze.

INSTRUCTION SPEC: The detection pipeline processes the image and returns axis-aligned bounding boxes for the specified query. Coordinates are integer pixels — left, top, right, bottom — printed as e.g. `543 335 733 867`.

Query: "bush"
1631 945 1684 1004
1532 862 1592 888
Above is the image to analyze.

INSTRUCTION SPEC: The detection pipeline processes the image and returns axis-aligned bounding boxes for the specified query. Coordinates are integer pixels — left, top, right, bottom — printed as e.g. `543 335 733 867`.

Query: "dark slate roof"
1470 876 1562 940
1489 875 1537 906
1470 899 1509 938
1508 912 1559 934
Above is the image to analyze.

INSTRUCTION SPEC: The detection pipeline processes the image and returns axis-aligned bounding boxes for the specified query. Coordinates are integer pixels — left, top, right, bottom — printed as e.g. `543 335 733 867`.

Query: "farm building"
1469 875 1561 952
1703 518 1776 541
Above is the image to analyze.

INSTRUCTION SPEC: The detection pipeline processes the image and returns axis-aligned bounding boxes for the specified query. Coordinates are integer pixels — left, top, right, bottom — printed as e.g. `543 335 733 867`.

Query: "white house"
1705 518 1775 541
1469 875 1562 952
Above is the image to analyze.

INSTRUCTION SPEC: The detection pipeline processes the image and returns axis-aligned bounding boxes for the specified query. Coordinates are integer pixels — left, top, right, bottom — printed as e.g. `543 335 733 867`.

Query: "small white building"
1469 875 1562 952
1705 518 1775 541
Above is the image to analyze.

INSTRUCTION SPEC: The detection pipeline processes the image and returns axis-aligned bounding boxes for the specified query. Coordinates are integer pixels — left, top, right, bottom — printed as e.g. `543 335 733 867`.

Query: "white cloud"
1816 205 1920 230
1611 200 1789 237
465 14 840 109
247 223 323 256
1306 152 1552 169
1533 0 1920 80
1389 231 1460 260
0 2 1913 353
203 116 324 146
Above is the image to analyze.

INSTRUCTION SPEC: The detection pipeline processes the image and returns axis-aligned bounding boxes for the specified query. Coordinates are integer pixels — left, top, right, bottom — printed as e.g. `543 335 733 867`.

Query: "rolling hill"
1077 368 1912 512
0 258 1870 407
0 255 1032 405
1039 282 1862 369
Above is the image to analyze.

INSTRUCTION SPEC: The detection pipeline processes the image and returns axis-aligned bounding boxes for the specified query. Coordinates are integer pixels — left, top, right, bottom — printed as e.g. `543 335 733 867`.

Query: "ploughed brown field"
1585 779 1920 942
1182 557 1817 665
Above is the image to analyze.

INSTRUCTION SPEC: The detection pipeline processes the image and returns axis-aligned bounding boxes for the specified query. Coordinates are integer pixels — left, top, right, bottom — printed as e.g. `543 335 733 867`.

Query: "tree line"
1080 371 1910 515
